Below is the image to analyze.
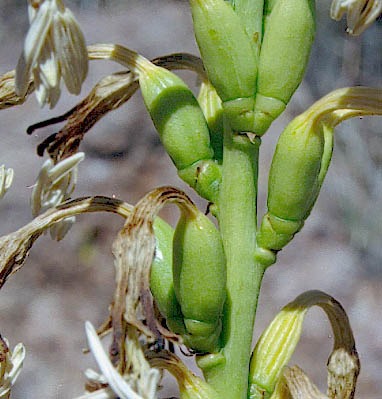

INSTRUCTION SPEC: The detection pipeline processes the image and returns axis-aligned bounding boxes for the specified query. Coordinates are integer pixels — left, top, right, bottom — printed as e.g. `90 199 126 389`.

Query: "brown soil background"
0 1 381 398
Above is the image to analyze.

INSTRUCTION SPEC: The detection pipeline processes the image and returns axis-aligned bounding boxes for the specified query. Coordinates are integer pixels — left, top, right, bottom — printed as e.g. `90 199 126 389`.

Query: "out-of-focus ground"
0 1 381 398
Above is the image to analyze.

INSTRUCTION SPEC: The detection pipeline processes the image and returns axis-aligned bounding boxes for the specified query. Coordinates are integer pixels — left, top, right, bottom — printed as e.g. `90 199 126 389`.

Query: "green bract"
173 205 226 353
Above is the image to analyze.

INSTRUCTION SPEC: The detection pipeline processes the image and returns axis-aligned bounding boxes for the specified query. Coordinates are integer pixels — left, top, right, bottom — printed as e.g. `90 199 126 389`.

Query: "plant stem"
199 120 265 399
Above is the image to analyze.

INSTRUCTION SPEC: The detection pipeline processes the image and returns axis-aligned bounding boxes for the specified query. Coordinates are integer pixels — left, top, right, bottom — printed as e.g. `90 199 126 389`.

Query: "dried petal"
85 321 159 399
0 166 14 200
0 335 26 398
16 0 88 107
0 71 34 110
0 196 132 288
110 187 193 367
330 0 382 35
281 366 328 399
31 152 84 241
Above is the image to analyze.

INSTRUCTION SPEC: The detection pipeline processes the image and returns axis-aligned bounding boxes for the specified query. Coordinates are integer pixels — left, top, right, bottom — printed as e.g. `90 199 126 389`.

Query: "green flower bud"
257 86 382 255
257 115 330 253
139 62 214 170
269 115 326 220
253 0 316 135
190 0 258 103
173 204 226 352
228 0 264 60
136 56 224 203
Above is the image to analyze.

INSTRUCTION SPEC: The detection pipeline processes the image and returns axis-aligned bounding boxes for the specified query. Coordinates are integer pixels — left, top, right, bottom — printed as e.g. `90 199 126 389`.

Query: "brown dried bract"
0 196 132 289
110 186 196 368
283 366 328 399
25 51 204 161
0 70 34 110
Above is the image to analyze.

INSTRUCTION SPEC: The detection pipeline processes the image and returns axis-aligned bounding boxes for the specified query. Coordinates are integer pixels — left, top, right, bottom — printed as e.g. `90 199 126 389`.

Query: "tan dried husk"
146 350 219 399
109 186 199 369
0 186 197 376
0 196 132 288
0 49 205 161
0 70 34 110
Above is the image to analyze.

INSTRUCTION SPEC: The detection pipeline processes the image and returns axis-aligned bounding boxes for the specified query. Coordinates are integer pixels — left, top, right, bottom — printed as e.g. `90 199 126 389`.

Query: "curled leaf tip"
249 290 359 399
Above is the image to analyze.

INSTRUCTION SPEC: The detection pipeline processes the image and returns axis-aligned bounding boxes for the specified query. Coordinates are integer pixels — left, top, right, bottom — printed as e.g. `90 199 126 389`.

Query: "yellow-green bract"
173 206 226 353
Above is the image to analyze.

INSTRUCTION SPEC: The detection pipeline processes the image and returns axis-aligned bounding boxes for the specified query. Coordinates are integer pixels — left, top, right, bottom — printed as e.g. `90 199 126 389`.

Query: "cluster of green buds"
150 203 226 354
190 0 316 136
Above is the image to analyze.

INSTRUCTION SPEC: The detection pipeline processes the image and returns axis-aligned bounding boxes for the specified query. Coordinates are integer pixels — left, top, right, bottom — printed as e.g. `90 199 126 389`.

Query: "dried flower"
16 0 88 108
0 335 26 399
84 321 160 399
31 152 84 240
331 0 382 35
0 166 14 201
0 71 34 110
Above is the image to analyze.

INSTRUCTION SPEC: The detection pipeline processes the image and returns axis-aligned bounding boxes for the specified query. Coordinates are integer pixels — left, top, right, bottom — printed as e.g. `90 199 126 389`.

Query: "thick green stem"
198 120 265 399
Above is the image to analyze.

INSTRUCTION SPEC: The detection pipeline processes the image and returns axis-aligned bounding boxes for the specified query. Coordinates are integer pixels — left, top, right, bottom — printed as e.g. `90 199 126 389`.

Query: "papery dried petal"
30 152 84 240
0 196 132 288
85 321 159 399
281 366 328 399
330 0 382 35
0 335 26 398
0 71 34 109
0 166 14 200
16 0 88 107
110 186 194 363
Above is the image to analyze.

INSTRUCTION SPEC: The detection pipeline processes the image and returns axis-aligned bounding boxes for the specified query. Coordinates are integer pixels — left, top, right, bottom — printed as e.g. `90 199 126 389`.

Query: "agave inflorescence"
0 1 381 398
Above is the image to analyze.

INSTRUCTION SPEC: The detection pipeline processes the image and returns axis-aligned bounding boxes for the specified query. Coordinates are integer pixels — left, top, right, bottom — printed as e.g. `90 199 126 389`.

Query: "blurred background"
0 0 381 397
